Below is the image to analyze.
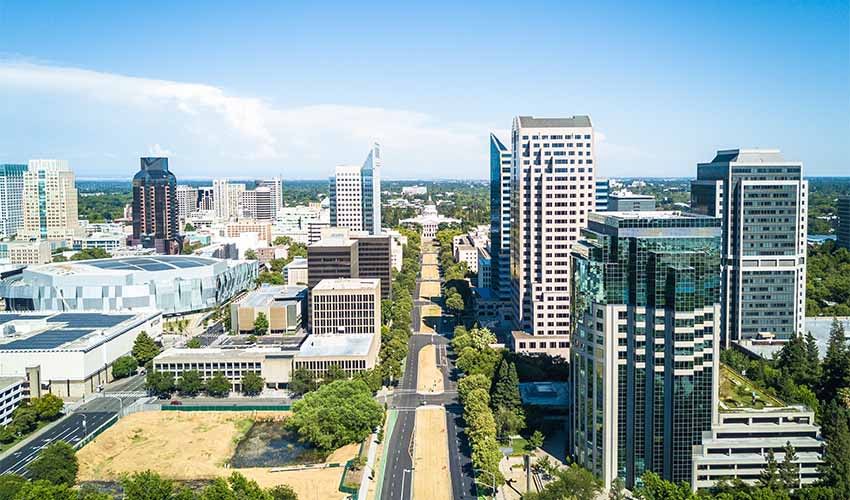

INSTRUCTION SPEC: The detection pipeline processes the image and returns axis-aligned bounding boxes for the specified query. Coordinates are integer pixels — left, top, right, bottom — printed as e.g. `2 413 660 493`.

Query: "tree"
0 426 15 444
777 333 811 386
779 441 800 490
759 448 781 490
491 360 523 413
527 430 544 452
524 464 602 500
27 441 78 485
241 372 265 396
285 380 383 452
445 291 465 317
11 480 78 500
184 223 196 232
31 394 64 421
70 247 112 261
257 269 288 285
122 470 175 500
818 400 850 497
254 312 269 335
145 370 175 398
244 249 258 260
200 472 270 500
177 370 204 397
0 473 27 499
288 368 317 396
10 405 37 435
187 338 202 348
323 364 347 383
112 355 139 379
266 484 298 500
820 319 850 400
609 477 627 500
458 374 490 403
206 372 232 398
132 332 160 365
634 471 697 500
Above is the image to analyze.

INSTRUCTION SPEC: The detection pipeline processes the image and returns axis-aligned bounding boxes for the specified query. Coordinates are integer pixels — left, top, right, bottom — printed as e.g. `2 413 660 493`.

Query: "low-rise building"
230 285 307 335
5 241 52 265
311 278 380 335
283 257 308 286
225 220 273 243
0 311 162 398
72 233 127 252
608 191 656 211
453 236 478 273
477 247 491 288
692 407 824 490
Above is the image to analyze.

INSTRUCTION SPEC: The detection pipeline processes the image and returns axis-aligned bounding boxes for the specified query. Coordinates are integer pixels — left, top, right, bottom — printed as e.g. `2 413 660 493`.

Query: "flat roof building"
607 192 655 211
230 285 307 335
283 257 308 286
0 311 162 399
307 229 391 299
311 278 381 336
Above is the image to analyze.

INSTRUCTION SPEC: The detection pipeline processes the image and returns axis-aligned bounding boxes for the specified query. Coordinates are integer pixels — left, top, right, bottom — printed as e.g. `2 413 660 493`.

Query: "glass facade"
489 134 511 302
571 212 721 489
132 157 182 254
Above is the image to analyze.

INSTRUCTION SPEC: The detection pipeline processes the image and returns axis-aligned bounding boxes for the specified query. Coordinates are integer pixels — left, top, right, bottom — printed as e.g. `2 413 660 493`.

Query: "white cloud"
0 61 490 178
148 144 172 157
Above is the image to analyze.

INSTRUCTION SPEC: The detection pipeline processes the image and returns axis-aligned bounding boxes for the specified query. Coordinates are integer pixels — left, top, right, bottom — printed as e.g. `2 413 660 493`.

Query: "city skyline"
1 1 847 179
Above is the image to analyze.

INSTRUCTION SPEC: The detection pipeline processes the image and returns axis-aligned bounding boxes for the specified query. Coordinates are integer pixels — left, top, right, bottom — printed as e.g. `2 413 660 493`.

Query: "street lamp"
81 415 88 445
473 468 497 499
103 394 124 415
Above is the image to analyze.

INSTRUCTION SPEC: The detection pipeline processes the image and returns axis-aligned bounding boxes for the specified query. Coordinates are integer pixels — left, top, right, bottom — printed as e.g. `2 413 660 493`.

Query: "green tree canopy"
205 372 232 398
31 394 64 421
241 371 265 396
112 355 139 379
254 312 269 335
288 368 317 396
285 379 383 452
132 332 160 365
27 441 78 486
145 370 175 398
70 248 112 261
176 370 204 397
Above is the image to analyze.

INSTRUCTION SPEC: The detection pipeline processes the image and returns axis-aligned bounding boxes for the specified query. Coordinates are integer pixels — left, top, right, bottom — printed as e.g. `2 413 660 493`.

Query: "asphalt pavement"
380 243 475 500
0 373 151 477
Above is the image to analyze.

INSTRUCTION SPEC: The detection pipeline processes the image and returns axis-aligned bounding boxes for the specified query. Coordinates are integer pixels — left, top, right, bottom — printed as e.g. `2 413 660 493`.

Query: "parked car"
169 400 183 406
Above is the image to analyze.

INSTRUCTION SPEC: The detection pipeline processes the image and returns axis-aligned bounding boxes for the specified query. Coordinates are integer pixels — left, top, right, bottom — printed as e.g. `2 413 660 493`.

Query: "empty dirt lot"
77 411 356 500
412 406 451 500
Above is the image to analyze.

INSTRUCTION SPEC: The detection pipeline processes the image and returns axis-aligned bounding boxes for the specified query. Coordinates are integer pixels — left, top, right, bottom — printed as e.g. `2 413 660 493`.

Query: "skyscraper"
509 116 596 358
256 177 283 215
0 164 27 239
489 133 512 305
838 196 850 250
132 157 182 254
20 159 80 240
570 211 722 489
240 187 274 220
595 178 610 211
329 143 382 235
691 149 807 345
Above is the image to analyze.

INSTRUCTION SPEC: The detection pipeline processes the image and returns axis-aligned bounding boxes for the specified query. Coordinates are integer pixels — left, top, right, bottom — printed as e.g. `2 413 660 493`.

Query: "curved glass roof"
84 255 217 272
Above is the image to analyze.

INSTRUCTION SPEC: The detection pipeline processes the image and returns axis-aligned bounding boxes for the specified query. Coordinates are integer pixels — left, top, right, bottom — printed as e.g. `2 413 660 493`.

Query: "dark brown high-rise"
132 157 182 255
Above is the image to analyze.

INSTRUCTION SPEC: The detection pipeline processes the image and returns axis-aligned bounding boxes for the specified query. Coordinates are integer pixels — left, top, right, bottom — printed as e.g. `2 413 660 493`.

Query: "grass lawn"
720 365 785 409
508 436 530 457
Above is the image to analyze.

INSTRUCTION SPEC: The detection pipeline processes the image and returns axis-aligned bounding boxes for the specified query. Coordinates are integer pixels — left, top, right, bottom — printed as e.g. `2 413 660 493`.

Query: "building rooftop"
237 285 307 308
310 233 354 248
517 115 592 128
312 278 380 291
719 364 786 412
28 255 219 275
283 257 308 270
297 333 376 358
0 312 157 352
710 149 788 164
0 376 24 388
609 192 654 200
519 382 570 408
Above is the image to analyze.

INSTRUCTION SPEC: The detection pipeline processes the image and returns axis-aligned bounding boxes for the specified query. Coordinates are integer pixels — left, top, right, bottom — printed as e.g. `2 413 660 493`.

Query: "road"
0 373 150 477
380 240 475 500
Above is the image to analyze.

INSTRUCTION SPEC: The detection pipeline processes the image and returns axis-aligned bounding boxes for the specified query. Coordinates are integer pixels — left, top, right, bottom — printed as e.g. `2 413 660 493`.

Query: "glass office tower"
489 133 512 304
570 211 721 489
132 157 182 254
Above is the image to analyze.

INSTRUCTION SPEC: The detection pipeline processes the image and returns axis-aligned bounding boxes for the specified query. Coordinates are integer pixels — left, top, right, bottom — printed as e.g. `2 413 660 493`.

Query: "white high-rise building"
329 143 381 235
212 179 246 221
20 159 80 240
256 178 283 214
176 185 198 221
691 149 808 345
0 164 27 239
509 116 595 358
240 186 274 220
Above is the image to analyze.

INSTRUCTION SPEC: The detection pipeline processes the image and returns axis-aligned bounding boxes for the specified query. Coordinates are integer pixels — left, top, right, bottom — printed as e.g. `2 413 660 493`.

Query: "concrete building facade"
311 278 381 336
20 160 80 240
691 149 807 345
510 115 596 358
0 164 26 239
329 143 382 235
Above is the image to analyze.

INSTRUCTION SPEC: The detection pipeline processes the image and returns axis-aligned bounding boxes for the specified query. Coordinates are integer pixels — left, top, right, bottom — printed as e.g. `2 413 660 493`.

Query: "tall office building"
0 164 27 238
20 159 80 240
307 229 391 299
329 143 381 235
691 149 807 345
489 133 512 304
311 278 381 335
570 211 722 489
509 116 596 358
176 185 198 221
838 196 850 250
131 157 182 254
212 179 244 220
240 187 274 220
256 178 283 215
197 186 214 211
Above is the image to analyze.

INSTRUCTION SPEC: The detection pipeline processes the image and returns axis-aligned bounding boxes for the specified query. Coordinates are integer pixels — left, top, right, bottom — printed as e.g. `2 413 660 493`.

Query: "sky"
0 0 847 179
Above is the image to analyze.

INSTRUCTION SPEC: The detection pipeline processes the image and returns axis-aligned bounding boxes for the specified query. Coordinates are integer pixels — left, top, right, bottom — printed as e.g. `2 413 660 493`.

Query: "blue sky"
0 0 847 179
